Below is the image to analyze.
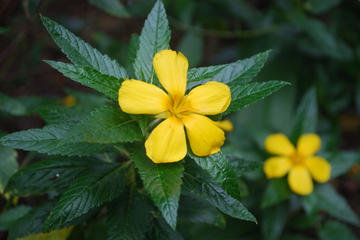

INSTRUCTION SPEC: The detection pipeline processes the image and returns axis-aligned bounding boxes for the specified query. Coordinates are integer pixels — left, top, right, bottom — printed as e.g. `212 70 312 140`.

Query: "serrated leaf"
183 172 256 223
44 162 128 231
68 105 142 144
290 88 318 143
107 192 153 240
0 205 32 231
317 220 357 240
134 0 171 83
189 152 241 200
36 106 91 125
8 201 56 240
41 15 127 79
0 93 26 116
45 61 122 101
261 178 292 208
187 50 271 89
0 124 111 156
89 0 130 18
178 195 225 228
5 157 93 196
226 80 290 114
226 154 262 176
0 145 18 193
312 184 360 226
130 145 183 230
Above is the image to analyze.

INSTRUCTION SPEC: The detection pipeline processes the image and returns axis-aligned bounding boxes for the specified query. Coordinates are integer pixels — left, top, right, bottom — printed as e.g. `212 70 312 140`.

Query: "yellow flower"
264 133 331 195
118 49 231 163
62 95 76 107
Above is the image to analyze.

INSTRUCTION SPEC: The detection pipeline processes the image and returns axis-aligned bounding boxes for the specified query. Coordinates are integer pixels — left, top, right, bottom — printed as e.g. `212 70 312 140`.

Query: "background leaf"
88 0 130 18
317 220 357 240
261 178 292 208
0 144 18 194
0 205 32 231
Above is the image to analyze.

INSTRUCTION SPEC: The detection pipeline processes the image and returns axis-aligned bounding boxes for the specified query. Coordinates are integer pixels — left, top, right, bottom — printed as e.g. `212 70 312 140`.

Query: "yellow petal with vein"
264 157 292 178
265 133 295 156
288 166 313 195
145 117 187 163
305 156 331 183
153 49 188 103
184 81 231 115
297 133 321 157
182 114 225 157
118 79 170 114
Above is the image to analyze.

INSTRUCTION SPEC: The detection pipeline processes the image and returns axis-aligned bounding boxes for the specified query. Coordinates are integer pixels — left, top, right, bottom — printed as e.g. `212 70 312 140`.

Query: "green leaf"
178 195 225 228
89 0 130 18
187 50 271 89
318 220 357 240
8 201 56 240
45 61 122 101
261 203 288 240
67 105 142 144
0 145 18 193
17 226 73 240
329 151 359 179
0 205 32 231
107 192 153 240
226 81 290 114
311 184 360 226
178 31 203 67
261 178 292 208
183 172 256 223
125 34 140 76
43 162 128 231
306 0 341 14
134 0 171 82
290 88 318 143
189 152 241 200
40 15 127 79
226 154 262 176
130 145 183 230
36 105 91 125
0 93 27 116
0 124 111 156
5 157 93 196
153 218 184 240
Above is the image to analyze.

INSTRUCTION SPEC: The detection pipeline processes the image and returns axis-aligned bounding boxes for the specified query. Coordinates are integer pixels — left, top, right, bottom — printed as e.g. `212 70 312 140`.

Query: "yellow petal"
153 49 188 103
181 114 225 156
184 81 231 115
265 134 295 156
264 157 292 178
288 166 313 195
145 117 187 163
297 133 321 157
305 156 331 183
118 79 170 114
215 120 233 132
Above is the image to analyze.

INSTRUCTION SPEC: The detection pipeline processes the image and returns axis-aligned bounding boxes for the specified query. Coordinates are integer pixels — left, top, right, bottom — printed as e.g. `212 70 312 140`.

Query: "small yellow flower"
264 133 331 195
118 49 231 163
62 95 76 107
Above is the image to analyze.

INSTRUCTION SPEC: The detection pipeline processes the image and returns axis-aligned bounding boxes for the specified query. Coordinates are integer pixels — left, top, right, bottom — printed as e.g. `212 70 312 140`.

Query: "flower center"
290 152 305 166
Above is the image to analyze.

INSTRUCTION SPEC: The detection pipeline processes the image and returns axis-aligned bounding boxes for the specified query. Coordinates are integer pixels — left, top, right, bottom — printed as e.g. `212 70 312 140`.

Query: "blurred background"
1 0 360 239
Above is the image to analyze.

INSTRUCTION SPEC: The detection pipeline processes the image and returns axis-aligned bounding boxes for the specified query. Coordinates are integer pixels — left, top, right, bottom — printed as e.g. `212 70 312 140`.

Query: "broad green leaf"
311 184 360 226
130 145 183 230
68 105 142 144
40 15 127 79
107 192 153 240
65 89 109 107
125 34 140 76
226 154 262 176
178 31 203 67
153 218 184 240
134 0 171 82
45 61 122 101
329 151 359 179
183 172 256 223
317 220 357 240
0 205 31 231
5 157 93 196
36 105 91 125
44 162 128 231
8 201 56 240
187 50 271 89
0 93 26 116
261 203 288 240
226 81 290 114
89 0 130 18
189 152 241 200
290 88 318 143
0 145 18 193
178 195 225 228
261 178 292 208
0 124 111 156
17 226 73 240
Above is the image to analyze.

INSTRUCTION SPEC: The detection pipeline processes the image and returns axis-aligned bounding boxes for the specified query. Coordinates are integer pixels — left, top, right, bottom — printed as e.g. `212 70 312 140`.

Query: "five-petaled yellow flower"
264 133 331 195
118 49 231 163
